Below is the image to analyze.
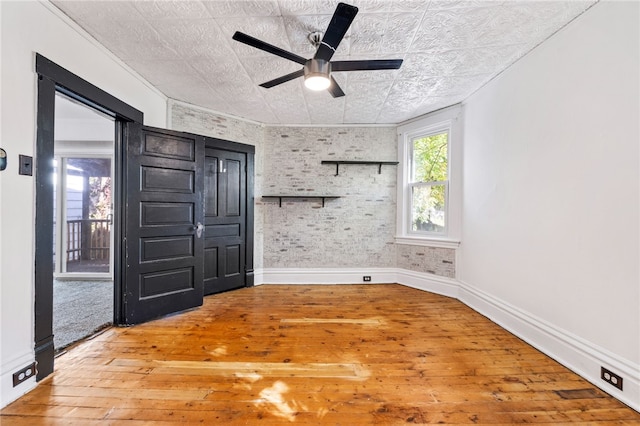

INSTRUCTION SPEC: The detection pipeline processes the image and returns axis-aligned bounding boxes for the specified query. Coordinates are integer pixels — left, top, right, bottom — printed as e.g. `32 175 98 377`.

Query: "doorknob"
194 222 204 238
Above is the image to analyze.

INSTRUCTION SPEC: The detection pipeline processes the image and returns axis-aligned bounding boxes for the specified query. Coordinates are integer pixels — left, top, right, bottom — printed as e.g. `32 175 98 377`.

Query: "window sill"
395 236 460 249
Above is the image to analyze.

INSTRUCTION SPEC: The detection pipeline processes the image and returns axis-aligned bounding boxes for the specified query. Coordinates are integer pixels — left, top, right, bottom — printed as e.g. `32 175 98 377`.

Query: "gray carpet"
53 279 113 351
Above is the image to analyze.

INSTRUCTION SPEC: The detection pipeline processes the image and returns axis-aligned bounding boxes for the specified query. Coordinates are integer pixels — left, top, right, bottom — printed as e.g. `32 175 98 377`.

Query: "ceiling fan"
232 2 403 98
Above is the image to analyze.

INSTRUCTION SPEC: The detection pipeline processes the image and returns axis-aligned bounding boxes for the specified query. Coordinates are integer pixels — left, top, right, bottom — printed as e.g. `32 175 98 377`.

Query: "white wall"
0 1 167 407
460 0 639 408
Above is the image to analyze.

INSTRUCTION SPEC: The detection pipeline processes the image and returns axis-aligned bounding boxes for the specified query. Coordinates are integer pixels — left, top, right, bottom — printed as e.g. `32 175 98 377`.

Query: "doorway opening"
52 92 115 350
35 53 144 379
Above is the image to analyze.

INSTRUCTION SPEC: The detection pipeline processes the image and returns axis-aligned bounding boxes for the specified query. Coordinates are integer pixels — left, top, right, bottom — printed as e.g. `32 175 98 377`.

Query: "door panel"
204 148 246 295
140 268 194 297
123 124 204 324
141 236 194 262
225 159 241 216
141 167 194 193
204 156 218 216
141 202 194 225
225 245 241 276
209 224 240 237
142 133 195 160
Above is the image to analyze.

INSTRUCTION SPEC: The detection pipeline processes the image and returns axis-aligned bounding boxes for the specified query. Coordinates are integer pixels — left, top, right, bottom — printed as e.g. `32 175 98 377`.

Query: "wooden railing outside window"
66 219 111 262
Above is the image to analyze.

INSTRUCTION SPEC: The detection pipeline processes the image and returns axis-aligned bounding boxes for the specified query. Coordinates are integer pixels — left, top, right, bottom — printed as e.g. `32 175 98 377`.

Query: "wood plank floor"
2 284 639 425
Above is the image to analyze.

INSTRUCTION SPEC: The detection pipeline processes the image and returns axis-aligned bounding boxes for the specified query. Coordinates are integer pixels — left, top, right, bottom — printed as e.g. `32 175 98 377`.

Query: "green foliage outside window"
411 132 448 232
412 132 448 182
89 177 111 220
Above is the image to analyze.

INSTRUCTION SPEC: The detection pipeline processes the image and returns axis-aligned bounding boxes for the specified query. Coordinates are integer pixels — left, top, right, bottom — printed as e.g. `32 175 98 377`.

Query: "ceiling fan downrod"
307 31 323 48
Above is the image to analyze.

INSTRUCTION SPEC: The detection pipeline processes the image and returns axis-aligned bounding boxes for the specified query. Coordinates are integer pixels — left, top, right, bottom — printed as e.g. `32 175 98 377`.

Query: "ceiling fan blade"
233 32 307 65
331 59 403 72
314 3 358 62
259 69 305 88
327 76 345 98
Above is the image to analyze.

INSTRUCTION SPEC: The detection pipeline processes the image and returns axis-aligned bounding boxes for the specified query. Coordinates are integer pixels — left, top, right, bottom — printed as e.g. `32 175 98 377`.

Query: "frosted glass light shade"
303 58 331 91
304 75 331 91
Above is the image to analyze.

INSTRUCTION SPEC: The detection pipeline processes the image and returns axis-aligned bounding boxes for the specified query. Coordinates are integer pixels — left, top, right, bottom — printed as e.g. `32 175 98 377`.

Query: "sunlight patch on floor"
208 345 228 357
254 381 306 422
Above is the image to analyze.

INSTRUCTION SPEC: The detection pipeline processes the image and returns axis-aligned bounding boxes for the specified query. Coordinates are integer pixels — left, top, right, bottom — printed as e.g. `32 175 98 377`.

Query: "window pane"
412 132 448 182
411 184 446 233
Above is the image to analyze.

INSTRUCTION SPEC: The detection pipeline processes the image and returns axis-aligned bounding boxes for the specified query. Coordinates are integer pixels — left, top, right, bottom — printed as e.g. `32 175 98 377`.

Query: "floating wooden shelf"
321 160 399 176
262 195 340 208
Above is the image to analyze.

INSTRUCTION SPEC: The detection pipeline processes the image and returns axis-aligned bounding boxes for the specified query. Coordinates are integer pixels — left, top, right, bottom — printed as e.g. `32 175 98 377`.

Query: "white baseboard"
457 280 639 412
396 269 459 299
257 267 639 412
256 267 397 285
256 268 458 292
1 352 37 408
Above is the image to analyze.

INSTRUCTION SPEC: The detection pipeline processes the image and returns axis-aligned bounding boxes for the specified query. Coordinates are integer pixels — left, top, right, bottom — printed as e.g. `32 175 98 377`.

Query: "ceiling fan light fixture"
304 59 331 91
233 3 402 98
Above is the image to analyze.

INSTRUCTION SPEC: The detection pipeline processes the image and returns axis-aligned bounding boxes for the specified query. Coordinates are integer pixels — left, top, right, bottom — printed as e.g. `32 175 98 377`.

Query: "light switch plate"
18 155 32 176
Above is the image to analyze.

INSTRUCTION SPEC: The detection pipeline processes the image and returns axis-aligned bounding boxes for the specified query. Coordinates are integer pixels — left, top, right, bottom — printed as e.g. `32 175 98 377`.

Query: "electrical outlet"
13 362 36 387
363 276 371 282
601 367 623 391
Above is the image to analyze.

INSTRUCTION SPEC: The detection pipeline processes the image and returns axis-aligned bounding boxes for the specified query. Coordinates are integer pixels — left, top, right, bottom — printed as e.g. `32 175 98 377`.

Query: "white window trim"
396 105 463 248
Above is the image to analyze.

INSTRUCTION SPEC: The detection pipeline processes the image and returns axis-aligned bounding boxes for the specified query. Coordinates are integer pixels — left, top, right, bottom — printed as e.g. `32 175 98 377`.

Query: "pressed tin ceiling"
51 0 596 125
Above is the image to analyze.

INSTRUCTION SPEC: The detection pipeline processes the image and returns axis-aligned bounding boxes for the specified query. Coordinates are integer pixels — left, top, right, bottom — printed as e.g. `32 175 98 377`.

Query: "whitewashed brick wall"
170 102 456 277
170 101 264 146
262 126 398 268
396 245 455 278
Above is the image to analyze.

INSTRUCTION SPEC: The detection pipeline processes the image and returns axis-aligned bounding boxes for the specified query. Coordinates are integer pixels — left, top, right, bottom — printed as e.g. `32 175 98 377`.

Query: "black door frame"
34 54 143 379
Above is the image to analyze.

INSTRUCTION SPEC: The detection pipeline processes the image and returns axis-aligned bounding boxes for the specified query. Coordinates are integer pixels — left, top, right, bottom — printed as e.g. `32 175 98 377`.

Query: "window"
397 105 461 248
410 130 449 234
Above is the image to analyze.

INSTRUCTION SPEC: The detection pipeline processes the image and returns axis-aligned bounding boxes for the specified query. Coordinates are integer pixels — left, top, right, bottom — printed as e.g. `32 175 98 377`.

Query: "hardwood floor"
2 284 639 424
